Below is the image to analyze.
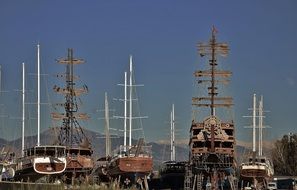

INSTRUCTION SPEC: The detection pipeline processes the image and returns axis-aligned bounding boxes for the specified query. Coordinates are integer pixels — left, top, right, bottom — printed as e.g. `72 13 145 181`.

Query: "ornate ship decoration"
185 27 237 190
107 56 153 188
52 48 93 183
14 45 67 182
239 94 274 190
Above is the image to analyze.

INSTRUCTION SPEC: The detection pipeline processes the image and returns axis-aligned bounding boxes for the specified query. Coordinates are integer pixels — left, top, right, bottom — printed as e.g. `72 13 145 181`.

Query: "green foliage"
272 133 297 176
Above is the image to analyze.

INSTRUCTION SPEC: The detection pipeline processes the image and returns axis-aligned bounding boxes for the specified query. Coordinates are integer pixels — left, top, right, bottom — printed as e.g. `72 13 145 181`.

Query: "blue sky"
0 1 296 144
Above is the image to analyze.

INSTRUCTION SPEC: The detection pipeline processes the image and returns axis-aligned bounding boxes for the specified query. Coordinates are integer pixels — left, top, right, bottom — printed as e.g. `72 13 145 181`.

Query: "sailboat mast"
252 94 256 153
22 62 25 156
124 72 127 148
170 109 173 161
37 44 40 146
172 104 175 161
259 96 263 156
105 92 111 157
0 65 2 94
129 55 133 147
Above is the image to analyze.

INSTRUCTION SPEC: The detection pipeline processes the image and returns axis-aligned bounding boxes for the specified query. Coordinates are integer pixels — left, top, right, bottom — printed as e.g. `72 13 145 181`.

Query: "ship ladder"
227 174 237 190
196 173 203 190
184 164 193 190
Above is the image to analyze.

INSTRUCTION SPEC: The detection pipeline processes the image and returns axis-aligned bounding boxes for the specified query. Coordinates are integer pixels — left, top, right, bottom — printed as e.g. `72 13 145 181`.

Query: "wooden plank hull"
34 157 66 174
65 154 93 173
108 157 153 177
240 163 273 180
14 157 66 182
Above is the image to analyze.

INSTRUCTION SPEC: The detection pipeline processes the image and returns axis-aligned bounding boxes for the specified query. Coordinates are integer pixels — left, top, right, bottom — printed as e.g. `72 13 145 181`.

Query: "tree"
271 133 297 176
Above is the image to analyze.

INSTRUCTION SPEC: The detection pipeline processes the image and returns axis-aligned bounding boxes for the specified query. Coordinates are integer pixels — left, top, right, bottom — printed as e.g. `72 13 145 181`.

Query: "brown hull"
65 154 93 173
14 157 66 181
34 163 66 174
108 157 153 176
240 169 268 178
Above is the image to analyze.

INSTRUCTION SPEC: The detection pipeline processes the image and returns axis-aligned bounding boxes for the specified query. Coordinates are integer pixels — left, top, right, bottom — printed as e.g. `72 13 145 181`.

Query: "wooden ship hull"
14 146 67 182
108 156 152 176
107 142 153 180
190 117 235 169
64 148 94 175
240 162 273 189
240 164 271 178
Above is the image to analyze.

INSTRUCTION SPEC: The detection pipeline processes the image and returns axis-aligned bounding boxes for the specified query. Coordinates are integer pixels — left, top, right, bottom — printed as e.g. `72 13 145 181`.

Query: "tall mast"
37 44 40 146
210 28 216 116
22 62 25 156
53 48 88 148
170 104 176 162
258 95 263 156
124 72 127 148
0 65 2 94
104 92 111 157
195 27 231 153
170 109 173 161
172 104 175 161
252 93 256 153
129 55 133 147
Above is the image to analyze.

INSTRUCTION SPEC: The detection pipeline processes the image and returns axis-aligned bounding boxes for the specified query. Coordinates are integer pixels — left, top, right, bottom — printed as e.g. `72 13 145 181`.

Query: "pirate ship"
185 27 236 190
107 56 153 188
51 48 93 183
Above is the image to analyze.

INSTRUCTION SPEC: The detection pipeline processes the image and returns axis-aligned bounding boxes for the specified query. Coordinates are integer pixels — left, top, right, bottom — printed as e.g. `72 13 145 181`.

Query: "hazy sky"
0 1 296 144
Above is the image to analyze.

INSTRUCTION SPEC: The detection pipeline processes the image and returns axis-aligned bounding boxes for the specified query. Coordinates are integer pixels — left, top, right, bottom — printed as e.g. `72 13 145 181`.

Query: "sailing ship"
159 104 186 189
93 92 112 183
107 56 153 187
185 27 236 190
51 48 93 183
239 94 274 189
14 45 67 182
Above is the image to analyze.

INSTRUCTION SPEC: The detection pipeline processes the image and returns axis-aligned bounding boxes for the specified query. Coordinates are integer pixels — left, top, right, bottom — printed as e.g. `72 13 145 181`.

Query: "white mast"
129 55 133 147
104 92 111 157
170 104 176 162
22 63 25 157
37 44 40 146
252 93 256 153
170 109 173 161
172 104 175 161
258 96 263 156
124 72 127 149
0 65 1 94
